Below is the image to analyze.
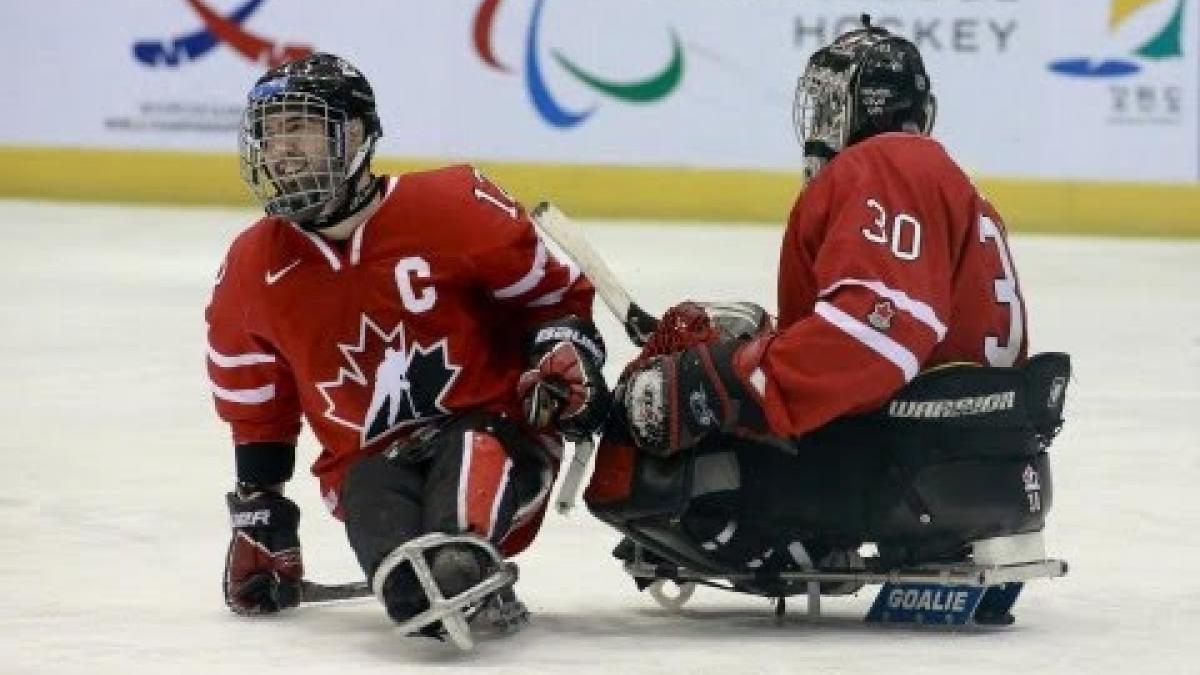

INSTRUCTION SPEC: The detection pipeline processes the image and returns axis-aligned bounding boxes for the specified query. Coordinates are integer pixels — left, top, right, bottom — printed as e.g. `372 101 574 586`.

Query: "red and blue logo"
473 0 685 128
133 0 312 68
1048 0 1185 77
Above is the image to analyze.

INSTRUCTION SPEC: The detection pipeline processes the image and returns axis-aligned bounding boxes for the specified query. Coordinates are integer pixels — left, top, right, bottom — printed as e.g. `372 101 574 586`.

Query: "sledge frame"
622 536 1068 619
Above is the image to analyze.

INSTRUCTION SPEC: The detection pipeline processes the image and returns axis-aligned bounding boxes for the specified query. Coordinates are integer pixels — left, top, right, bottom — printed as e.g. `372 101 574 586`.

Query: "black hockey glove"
619 337 770 457
223 487 303 615
517 316 611 441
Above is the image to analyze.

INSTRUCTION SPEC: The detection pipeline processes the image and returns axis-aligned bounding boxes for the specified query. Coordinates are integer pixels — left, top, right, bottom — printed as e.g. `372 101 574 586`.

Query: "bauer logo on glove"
230 508 273 528
518 317 610 441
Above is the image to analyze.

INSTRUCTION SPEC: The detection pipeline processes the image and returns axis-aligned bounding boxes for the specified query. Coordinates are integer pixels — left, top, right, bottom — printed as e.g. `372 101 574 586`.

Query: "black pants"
340 415 556 579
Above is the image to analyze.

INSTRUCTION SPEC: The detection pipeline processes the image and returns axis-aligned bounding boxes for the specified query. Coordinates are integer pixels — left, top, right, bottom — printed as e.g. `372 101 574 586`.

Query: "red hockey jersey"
206 166 594 512
754 133 1028 437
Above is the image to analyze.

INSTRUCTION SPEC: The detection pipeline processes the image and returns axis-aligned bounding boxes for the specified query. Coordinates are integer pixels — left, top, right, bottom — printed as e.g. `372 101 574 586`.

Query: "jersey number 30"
862 199 1025 368
979 214 1023 368
862 198 921 261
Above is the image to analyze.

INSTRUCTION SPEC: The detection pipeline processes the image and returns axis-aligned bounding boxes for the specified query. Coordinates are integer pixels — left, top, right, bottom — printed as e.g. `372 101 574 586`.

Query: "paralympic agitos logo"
474 0 685 128
132 0 312 68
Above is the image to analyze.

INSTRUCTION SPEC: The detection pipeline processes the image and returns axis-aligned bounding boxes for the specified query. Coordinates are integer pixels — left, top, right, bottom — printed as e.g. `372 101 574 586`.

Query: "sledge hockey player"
587 19 1070 621
207 53 608 648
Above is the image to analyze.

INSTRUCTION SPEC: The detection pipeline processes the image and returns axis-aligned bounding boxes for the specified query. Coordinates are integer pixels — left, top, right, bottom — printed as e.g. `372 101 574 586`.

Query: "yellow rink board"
1 147 1196 238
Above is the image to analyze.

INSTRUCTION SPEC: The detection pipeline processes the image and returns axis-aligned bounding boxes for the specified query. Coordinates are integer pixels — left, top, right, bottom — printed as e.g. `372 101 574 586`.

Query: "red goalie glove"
616 302 774 456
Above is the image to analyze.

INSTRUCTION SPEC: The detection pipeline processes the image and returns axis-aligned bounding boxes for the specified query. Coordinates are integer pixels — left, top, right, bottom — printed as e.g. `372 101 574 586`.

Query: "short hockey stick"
300 579 372 604
553 437 594 515
529 202 661 514
530 202 658 347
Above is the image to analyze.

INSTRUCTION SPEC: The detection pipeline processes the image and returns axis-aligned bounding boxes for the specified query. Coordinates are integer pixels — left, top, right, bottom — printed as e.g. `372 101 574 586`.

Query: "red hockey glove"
618 336 770 456
223 488 303 615
518 317 610 441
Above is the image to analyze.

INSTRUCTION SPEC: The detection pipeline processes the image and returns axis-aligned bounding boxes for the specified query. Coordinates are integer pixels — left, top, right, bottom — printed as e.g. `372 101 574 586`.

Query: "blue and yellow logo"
1048 0 1185 77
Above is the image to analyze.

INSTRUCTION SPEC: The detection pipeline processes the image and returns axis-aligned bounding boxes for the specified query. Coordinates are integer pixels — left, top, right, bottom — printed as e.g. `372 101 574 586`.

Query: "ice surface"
1 201 1197 674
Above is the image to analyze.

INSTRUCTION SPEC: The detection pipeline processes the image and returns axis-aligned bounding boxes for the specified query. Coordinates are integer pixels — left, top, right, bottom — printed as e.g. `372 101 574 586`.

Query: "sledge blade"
865 583 984 625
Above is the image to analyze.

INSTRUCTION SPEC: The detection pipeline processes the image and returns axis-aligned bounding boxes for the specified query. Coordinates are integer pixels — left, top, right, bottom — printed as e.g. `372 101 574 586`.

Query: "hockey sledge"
618 531 1066 625
585 353 1072 627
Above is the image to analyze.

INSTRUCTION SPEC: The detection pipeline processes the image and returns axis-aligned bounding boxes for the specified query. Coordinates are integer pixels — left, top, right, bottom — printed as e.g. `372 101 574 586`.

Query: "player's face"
260 113 332 182
238 96 369 222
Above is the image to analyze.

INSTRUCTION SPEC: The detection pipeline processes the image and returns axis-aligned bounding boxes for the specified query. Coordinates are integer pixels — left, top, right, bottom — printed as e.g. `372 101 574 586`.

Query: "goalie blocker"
587 349 1069 622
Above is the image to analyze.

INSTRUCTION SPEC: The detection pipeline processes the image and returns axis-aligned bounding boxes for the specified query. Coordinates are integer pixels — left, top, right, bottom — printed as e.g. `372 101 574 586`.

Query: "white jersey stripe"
207 346 277 368
211 382 276 404
456 431 474 533
493 240 547 299
748 367 768 398
508 464 554 533
526 256 581 307
382 175 399 198
350 177 398 266
819 278 947 341
349 214 367 266
815 302 919 381
291 225 342 271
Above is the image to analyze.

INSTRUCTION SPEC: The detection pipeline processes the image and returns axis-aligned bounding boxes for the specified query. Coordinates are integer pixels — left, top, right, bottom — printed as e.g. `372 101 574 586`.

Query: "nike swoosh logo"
265 259 302 285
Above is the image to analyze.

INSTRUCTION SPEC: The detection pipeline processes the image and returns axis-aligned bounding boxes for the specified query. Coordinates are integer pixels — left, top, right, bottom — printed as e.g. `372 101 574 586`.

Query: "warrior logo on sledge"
888 391 1016 419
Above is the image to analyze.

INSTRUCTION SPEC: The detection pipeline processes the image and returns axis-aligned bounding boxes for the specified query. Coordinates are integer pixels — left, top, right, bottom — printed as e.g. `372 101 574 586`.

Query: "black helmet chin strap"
296 133 381 232
301 171 382 232
803 140 838 161
802 137 841 183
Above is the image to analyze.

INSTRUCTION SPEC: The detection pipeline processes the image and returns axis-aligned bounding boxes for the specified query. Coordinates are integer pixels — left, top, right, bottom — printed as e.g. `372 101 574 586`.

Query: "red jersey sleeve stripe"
819 278 947 340
814 301 919 381
492 240 547 299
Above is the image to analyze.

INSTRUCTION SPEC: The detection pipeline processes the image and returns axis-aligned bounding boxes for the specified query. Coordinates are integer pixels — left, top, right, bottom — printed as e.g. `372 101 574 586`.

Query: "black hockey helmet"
794 16 936 180
238 52 383 229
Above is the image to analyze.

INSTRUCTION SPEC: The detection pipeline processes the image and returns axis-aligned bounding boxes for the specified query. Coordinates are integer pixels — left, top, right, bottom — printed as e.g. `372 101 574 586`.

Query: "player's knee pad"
372 532 518 650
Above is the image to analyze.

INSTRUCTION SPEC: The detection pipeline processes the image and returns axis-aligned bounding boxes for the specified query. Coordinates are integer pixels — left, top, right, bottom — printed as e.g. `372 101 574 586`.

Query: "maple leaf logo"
866 300 897 332
316 314 462 447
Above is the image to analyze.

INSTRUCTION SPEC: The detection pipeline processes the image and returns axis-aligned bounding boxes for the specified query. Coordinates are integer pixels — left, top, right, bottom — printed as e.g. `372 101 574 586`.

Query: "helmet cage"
239 88 376 225
794 51 859 175
794 28 935 180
